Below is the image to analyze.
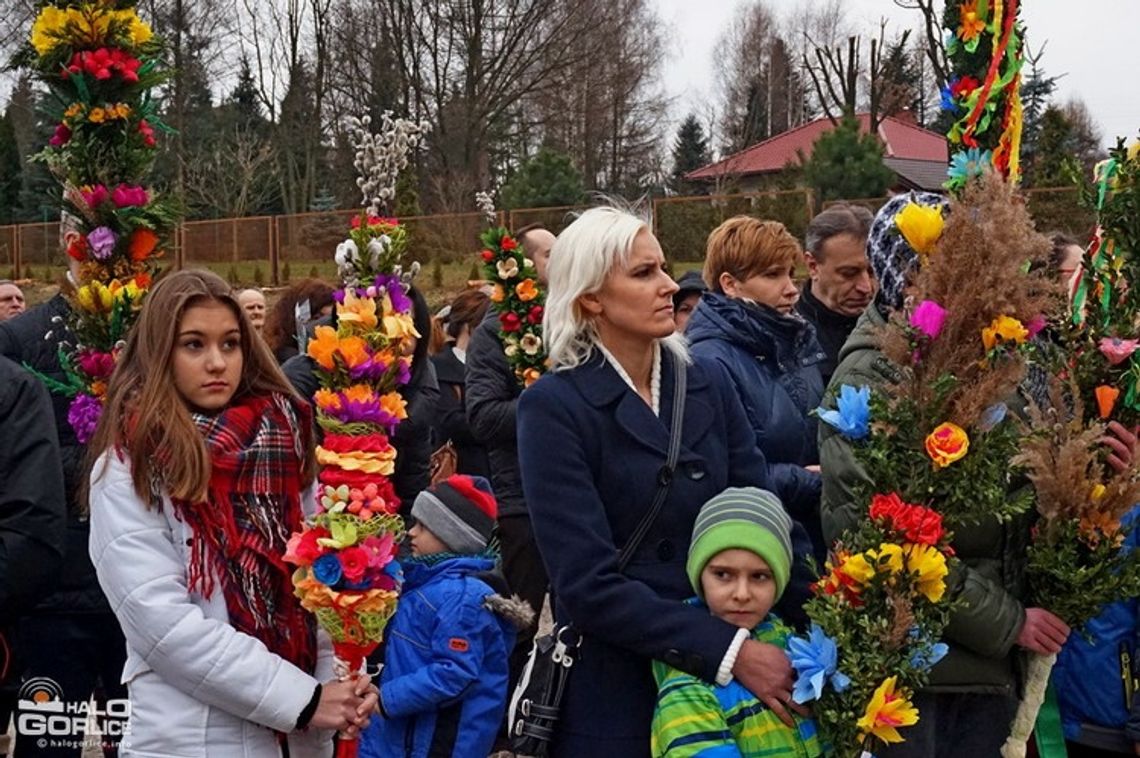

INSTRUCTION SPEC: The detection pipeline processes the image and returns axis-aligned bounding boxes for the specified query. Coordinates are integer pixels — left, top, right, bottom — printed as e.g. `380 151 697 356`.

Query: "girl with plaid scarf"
86 270 377 757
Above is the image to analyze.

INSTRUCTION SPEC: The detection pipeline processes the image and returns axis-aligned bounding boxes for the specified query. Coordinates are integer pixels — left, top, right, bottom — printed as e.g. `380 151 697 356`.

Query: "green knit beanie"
686 487 793 601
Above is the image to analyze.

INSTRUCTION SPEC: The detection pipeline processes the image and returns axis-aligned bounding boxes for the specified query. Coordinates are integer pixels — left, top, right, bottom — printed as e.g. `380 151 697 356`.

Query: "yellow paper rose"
857 677 919 744
982 315 1028 350
906 543 948 602
925 422 969 468
895 202 944 256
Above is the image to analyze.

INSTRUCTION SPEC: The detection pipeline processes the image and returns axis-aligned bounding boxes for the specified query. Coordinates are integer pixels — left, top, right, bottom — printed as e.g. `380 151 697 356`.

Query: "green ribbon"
1033 681 1068 758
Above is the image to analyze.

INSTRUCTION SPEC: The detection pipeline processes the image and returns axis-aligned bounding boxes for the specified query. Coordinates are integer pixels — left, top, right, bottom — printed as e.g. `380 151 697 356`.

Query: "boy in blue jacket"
360 475 533 758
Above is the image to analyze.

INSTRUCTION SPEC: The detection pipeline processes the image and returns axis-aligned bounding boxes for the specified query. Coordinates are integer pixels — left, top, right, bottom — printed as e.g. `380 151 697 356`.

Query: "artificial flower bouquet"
827 176 1056 529
285 112 426 758
812 176 1057 754
997 140 1140 758
475 192 547 388
940 0 1025 188
790 493 956 757
15 1 175 442
1067 139 1140 426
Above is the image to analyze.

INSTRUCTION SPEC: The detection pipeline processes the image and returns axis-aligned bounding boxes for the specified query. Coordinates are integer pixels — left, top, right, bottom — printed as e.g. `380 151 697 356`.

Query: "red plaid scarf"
170 393 316 674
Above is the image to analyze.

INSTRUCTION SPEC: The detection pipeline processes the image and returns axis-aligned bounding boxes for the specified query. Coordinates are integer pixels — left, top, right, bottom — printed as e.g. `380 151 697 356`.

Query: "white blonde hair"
544 206 689 371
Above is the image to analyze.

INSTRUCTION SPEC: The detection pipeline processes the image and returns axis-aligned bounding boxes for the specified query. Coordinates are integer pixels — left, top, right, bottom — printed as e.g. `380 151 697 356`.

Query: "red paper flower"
137 119 156 147
481 249 494 262
500 312 521 332
49 123 71 147
501 236 518 251
950 76 981 99
339 546 370 583
527 305 544 325
284 527 330 566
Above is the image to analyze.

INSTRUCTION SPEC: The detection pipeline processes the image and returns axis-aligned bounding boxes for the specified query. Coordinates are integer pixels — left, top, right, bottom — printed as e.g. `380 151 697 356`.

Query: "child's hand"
732 640 797 728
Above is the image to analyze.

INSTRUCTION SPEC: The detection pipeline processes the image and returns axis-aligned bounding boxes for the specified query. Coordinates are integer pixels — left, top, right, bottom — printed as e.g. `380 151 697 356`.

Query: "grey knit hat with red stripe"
411 475 498 554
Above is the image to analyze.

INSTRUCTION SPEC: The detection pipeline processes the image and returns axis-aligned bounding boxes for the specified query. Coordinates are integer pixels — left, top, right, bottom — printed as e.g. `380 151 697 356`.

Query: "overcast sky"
656 0 1139 150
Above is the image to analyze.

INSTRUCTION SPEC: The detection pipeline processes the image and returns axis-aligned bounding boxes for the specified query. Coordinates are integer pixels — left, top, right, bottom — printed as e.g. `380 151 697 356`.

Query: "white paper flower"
497 259 519 279
335 239 359 267
520 333 543 356
504 343 519 358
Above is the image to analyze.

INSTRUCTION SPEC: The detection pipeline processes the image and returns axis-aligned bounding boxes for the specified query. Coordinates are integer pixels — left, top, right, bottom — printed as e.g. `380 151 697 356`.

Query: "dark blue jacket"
517 348 814 756
361 555 525 758
1053 507 1140 752
687 293 826 556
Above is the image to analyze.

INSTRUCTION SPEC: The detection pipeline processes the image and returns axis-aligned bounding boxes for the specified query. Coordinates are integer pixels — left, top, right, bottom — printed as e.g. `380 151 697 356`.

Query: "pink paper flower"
49 123 71 147
910 300 947 340
1025 314 1047 339
111 184 149 208
81 184 109 208
1099 337 1140 366
76 349 115 379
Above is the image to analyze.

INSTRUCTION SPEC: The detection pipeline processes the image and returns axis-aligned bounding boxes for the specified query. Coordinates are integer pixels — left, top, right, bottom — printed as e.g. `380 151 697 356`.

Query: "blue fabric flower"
788 624 852 704
910 641 950 672
313 553 343 587
817 385 871 440
947 147 992 188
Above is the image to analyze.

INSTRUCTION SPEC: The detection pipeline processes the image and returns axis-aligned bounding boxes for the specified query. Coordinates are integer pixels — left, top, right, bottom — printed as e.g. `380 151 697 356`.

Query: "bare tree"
892 0 949 92
183 127 279 218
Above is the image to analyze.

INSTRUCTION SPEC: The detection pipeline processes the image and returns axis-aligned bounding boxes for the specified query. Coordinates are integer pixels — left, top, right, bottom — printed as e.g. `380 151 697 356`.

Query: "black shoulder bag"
507 360 688 756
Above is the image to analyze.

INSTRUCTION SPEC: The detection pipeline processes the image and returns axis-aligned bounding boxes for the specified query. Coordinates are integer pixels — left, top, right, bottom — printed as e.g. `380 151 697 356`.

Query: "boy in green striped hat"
651 487 823 758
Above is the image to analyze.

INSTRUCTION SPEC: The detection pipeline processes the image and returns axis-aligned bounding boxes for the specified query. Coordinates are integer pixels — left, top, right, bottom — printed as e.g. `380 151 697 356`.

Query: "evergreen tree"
229 55 263 130
500 148 585 209
0 112 22 224
800 115 894 202
1029 106 1075 188
670 114 710 194
1020 46 1062 184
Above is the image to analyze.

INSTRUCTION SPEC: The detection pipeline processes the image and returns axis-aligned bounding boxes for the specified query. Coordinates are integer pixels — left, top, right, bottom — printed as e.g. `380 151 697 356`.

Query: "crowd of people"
0 197 1138 758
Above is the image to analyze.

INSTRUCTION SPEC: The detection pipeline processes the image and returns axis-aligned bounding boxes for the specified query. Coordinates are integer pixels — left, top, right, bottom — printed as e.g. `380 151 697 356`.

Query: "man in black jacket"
0 355 66 748
0 292 128 757
796 204 875 385
466 224 555 695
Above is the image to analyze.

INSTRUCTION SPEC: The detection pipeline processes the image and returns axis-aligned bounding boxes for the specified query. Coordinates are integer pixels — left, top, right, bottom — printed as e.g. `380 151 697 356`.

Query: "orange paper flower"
925 422 969 468
128 228 159 261
957 2 986 43
490 284 505 303
1096 385 1120 419
337 336 371 369
338 291 379 330
308 326 341 371
516 279 539 302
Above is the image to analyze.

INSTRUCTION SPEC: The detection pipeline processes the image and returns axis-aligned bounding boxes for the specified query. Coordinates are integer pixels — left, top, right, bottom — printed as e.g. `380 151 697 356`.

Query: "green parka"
819 306 1030 695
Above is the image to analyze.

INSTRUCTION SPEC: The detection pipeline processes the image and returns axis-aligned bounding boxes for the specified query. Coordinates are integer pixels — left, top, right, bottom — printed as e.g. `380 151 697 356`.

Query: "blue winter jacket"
1052 506 1140 753
360 555 525 758
686 293 827 556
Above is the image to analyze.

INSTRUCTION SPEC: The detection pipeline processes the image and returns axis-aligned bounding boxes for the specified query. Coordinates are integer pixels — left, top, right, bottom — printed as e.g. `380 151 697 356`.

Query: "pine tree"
230 55 262 130
670 114 710 194
1029 106 1076 188
1020 46 1062 184
500 148 585 209
800 115 895 202
0 112 22 224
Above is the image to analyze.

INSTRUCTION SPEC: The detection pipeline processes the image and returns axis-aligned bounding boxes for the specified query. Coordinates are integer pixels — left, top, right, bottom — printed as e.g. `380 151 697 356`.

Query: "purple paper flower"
323 392 402 436
910 300 947 341
87 226 118 261
68 393 103 444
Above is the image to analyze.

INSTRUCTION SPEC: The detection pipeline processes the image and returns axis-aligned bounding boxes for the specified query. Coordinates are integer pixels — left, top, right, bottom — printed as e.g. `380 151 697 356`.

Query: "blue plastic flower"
788 624 852 704
313 553 343 587
978 402 1008 432
817 385 871 440
947 147 992 188
940 82 957 112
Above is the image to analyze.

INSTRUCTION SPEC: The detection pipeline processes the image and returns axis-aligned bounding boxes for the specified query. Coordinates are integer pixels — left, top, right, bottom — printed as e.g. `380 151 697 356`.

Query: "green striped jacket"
651 617 823 757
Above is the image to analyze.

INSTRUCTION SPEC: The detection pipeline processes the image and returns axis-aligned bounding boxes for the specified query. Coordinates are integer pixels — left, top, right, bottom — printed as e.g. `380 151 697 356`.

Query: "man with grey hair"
0 280 26 322
795 204 875 383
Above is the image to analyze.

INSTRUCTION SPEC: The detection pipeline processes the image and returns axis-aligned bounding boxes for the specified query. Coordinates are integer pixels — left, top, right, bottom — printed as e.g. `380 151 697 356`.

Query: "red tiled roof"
686 113 948 180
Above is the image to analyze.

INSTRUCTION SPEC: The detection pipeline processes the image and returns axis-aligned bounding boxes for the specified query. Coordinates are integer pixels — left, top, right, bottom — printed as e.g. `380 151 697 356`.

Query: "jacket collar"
561 348 713 458
797 280 859 332
403 555 495 589
688 292 822 369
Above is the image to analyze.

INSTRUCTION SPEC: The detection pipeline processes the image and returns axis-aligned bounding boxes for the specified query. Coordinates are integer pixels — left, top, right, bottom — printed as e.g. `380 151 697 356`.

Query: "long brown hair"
262 278 335 356
86 269 316 507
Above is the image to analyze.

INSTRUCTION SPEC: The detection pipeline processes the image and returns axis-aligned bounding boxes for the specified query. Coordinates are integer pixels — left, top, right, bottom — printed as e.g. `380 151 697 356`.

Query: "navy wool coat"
517 348 810 756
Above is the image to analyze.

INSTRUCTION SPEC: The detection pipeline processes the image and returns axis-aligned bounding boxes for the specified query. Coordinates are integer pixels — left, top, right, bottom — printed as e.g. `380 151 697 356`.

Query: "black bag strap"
617 358 687 572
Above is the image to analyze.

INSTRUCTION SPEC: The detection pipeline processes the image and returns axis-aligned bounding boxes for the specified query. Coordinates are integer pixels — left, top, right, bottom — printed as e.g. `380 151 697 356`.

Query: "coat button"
656 539 675 561
686 462 706 480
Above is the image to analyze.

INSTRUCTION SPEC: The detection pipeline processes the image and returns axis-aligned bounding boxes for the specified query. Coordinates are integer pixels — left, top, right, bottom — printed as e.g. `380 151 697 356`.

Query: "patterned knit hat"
868 191 947 313
411 475 498 554
686 487 793 600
